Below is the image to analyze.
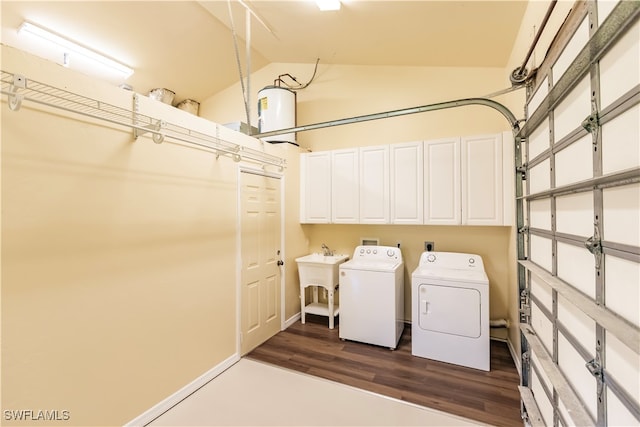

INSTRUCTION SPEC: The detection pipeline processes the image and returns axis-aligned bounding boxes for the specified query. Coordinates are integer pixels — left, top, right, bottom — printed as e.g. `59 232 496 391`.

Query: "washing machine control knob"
469 258 475 264
366 249 371 254
387 249 395 257
373 249 377 254
427 254 436 262
360 248 365 254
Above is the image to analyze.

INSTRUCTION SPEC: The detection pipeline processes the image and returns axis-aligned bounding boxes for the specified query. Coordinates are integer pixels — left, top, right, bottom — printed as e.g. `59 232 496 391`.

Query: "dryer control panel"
418 251 484 270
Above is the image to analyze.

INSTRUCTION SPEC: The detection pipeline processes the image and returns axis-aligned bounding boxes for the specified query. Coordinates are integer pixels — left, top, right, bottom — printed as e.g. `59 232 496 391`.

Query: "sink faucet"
321 243 334 256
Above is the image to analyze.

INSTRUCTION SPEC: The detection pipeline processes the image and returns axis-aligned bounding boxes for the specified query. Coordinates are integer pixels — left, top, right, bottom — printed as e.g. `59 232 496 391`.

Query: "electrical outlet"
424 241 435 252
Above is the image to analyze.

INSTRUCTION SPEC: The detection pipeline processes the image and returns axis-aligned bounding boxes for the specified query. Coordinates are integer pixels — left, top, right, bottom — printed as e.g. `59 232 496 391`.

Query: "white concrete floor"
148 358 483 426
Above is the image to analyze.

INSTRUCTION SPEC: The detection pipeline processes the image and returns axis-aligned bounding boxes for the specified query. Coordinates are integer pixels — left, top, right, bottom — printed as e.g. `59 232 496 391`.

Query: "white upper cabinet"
300 151 331 223
461 133 504 225
300 132 509 226
424 137 461 225
331 148 359 223
359 145 390 224
390 141 424 224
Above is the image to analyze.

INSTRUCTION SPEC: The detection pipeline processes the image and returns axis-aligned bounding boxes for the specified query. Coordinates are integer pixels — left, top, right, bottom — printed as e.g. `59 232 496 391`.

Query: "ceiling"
1 1 528 103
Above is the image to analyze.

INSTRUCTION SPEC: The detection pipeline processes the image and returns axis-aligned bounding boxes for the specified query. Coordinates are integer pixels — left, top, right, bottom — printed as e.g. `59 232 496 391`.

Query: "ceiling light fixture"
17 21 134 79
316 0 341 11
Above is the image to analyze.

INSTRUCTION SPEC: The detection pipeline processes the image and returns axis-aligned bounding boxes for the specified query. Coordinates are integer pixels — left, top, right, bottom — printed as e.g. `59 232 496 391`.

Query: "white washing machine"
339 245 404 350
411 251 490 371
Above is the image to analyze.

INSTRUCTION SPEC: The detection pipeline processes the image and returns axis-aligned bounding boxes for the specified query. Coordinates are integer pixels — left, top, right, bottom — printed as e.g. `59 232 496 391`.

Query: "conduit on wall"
0 70 286 170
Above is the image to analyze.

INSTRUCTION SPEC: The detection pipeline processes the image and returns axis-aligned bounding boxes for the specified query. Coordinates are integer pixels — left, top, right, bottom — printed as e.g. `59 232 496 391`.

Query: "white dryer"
339 245 404 349
411 251 490 371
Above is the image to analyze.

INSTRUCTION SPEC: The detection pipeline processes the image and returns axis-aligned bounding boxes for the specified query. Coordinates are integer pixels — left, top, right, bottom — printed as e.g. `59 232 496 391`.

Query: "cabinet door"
331 148 359 223
390 141 424 224
462 134 503 225
359 145 389 224
424 137 461 225
300 152 331 223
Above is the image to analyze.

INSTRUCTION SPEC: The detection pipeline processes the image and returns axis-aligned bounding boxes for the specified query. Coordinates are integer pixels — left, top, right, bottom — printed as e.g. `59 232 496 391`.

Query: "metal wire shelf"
1 70 286 169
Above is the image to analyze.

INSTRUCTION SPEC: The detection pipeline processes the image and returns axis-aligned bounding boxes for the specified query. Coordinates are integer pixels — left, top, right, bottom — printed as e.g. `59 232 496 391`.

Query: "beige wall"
0 45 289 425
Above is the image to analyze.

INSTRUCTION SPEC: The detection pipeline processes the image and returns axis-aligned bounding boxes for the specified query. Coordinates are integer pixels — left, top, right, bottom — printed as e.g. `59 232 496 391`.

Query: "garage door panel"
605 254 640 327
553 77 591 141
529 159 551 194
531 235 553 272
602 183 640 247
528 120 550 160
558 335 598 421
552 18 590 84
607 388 639 427
555 134 593 187
558 295 596 357
528 77 549 119
531 367 554 426
532 352 553 392
530 199 552 230
599 20 640 107
556 242 596 299
556 192 593 237
531 275 553 311
532 301 554 355
606 332 640 404
601 104 640 174
597 0 618 26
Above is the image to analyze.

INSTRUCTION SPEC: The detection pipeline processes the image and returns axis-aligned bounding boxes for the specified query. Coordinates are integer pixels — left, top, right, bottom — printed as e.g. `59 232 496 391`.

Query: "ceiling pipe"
253 97 520 140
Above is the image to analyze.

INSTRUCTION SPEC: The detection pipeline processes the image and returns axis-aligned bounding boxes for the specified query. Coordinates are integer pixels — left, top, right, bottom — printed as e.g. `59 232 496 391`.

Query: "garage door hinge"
586 357 605 396
582 111 600 142
584 225 603 269
516 164 528 180
518 226 529 234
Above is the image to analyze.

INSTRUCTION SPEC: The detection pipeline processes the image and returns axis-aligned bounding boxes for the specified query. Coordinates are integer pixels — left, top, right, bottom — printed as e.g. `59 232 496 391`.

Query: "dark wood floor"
247 315 523 427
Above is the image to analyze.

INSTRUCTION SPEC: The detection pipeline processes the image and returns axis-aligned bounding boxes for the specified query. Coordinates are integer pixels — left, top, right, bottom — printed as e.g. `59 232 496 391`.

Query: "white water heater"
257 86 297 145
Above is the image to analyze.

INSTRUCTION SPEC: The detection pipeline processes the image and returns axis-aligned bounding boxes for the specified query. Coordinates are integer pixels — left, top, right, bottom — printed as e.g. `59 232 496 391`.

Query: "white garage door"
516 1 640 426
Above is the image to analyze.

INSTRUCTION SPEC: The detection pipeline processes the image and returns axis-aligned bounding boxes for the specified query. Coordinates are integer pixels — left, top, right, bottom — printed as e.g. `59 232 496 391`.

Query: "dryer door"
418 283 481 338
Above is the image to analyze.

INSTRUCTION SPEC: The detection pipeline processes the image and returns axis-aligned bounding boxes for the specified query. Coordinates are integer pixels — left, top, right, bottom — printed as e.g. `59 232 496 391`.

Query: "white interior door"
240 171 282 355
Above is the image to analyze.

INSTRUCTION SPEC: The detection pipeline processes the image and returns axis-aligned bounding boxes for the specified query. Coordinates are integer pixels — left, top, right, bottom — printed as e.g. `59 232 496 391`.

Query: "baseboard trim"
124 353 240 427
284 312 301 329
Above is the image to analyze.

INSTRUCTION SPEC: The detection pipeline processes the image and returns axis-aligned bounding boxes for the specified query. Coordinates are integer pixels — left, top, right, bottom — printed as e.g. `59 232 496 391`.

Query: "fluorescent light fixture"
316 0 341 11
18 21 134 79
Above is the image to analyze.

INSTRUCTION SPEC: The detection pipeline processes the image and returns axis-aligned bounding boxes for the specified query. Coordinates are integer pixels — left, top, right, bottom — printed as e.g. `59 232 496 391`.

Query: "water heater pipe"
253 97 520 140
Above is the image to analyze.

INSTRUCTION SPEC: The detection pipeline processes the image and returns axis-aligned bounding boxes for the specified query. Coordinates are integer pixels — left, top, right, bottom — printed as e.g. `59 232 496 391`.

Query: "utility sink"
295 253 349 329
295 253 349 288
